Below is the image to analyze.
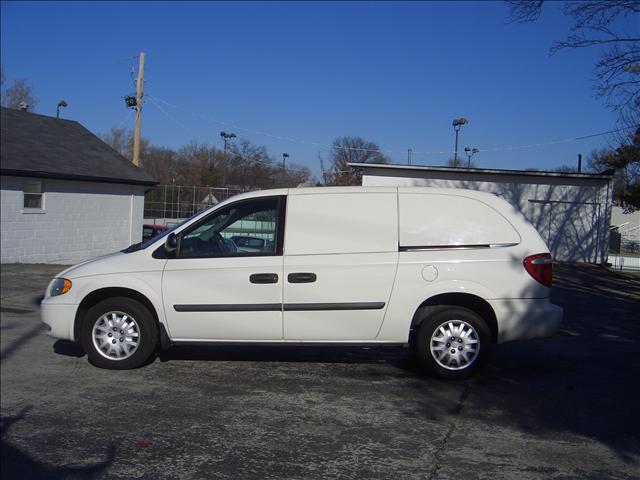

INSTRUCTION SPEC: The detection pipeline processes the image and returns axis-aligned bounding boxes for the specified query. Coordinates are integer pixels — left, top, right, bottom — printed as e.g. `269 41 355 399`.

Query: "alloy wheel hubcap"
430 320 480 370
92 311 140 360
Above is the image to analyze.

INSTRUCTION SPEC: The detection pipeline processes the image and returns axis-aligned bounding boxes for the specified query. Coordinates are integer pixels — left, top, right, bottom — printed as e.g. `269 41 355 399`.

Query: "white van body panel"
41 258 167 340
284 190 398 255
283 252 398 340
398 192 521 247
41 186 562 347
162 256 283 341
283 191 398 340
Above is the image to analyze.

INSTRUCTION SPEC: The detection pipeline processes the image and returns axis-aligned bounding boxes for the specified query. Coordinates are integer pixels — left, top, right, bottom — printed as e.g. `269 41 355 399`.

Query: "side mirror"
165 232 178 253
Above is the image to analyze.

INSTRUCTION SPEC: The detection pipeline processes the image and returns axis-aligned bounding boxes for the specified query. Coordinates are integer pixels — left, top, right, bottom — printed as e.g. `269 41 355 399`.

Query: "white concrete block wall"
1 176 146 264
362 171 612 264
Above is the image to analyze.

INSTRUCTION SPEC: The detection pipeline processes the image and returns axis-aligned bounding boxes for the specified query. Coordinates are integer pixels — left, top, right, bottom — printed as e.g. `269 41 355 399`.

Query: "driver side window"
177 196 283 258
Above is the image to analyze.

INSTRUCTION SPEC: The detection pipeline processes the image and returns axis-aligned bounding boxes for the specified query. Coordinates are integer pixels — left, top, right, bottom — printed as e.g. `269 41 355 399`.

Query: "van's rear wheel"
415 306 491 379
81 297 157 369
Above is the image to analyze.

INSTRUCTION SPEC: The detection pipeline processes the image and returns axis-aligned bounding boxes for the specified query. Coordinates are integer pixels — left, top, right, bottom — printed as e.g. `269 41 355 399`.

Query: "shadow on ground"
1 408 116 480
465 263 640 463
53 340 86 358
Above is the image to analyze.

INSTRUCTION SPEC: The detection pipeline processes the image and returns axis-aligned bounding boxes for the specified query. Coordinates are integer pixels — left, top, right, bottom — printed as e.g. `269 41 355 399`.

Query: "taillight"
523 253 553 287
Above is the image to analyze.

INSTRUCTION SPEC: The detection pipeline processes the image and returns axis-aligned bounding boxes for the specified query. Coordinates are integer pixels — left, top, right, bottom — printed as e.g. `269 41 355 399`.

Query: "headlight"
48 278 72 297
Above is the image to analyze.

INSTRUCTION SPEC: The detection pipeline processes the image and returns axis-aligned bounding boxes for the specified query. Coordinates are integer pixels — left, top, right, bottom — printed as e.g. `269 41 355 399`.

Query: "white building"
350 162 614 264
1 107 157 264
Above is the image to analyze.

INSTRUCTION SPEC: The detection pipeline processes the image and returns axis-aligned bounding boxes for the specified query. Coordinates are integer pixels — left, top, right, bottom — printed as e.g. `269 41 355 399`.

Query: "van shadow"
158 343 422 372
461 263 640 464
53 340 86 358
30 295 44 307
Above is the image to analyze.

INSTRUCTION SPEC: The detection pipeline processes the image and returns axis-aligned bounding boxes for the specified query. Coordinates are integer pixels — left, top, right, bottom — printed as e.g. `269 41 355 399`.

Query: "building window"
23 180 44 211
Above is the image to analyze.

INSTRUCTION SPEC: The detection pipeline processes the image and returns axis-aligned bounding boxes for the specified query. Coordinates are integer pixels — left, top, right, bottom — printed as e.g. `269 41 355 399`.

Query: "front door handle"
288 272 317 283
250 273 278 284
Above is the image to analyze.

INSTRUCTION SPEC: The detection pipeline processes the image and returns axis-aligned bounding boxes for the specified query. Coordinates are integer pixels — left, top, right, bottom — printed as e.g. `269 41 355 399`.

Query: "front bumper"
490 298 563 344
40 300 78 341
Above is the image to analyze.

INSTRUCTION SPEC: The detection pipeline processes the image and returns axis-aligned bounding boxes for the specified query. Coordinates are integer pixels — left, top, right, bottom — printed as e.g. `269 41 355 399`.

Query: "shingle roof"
0 107 157 186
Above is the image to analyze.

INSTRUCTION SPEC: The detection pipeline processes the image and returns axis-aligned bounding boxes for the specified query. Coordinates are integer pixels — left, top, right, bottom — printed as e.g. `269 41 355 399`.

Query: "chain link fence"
144 185 249 226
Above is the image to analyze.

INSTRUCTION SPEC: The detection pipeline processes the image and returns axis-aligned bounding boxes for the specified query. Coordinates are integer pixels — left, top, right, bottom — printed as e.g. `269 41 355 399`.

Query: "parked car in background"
142 224 168 242
41 187 562 379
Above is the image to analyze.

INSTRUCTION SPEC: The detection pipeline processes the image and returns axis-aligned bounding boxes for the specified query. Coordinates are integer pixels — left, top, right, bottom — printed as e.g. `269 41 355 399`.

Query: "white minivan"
41 187 562 379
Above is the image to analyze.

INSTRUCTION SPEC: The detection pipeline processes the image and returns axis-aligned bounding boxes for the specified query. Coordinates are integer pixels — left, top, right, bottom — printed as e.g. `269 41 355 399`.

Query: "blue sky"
1 1 633 176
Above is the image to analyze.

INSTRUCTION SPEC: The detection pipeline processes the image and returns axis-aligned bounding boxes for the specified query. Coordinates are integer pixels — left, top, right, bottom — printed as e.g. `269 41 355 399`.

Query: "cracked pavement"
1 263 639 479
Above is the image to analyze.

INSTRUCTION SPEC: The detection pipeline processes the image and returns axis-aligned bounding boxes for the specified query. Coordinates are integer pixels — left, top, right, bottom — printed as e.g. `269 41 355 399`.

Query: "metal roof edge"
347 162 614 180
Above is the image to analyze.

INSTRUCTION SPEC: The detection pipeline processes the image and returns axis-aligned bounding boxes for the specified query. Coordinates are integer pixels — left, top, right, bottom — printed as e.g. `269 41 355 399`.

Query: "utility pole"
132 52 146 167
220 131 236 187
282 152 290 170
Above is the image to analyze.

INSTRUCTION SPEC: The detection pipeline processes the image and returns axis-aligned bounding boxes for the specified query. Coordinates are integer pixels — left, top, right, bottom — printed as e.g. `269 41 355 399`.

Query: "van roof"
225 185 503 202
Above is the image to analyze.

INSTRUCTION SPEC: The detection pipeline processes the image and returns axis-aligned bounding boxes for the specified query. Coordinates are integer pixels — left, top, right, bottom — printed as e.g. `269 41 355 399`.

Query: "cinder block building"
1 107 157 264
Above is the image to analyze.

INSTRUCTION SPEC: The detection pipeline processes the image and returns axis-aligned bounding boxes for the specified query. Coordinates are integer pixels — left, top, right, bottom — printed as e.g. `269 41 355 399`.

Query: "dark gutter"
0 168 158 187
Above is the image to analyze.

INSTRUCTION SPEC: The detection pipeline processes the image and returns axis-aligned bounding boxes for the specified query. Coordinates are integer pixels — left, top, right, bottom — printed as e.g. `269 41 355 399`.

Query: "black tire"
415 306 492 380
81 297 158 369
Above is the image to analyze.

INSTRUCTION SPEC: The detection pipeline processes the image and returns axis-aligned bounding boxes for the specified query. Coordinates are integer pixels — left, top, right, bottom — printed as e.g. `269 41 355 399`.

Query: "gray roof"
0 107 157 186
348 162 614 181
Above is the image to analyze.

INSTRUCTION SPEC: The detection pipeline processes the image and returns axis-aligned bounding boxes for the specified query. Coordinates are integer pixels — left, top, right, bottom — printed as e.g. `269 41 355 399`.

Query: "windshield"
121 210 207 254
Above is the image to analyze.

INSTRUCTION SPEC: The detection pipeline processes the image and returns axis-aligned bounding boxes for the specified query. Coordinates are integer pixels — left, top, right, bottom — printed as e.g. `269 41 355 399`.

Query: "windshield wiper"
121 242 142 254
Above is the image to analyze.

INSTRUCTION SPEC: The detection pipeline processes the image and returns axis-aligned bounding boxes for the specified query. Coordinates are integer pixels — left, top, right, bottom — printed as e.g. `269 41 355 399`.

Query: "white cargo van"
41 187 562 379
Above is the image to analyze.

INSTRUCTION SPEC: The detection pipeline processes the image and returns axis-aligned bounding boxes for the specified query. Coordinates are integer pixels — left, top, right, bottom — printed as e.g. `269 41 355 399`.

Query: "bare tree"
176 142 221 187
447 157 478 168
588 128 640 210
506 0 545 22
325 136 390 186
554 164 578 173
229 138 273 188
99 127 131 158
143 147 178 185
280 163 313 188
99 127 313 191
506 1 640 131
0 67 38 110
99 127 150 161
228 140 313 188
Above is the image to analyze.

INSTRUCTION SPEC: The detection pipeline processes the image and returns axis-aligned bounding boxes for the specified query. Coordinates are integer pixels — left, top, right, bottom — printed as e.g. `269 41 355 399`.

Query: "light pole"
452 118 468 165
282 152 289 170
464 147 479 168
219 131 236 188
56 100 67 118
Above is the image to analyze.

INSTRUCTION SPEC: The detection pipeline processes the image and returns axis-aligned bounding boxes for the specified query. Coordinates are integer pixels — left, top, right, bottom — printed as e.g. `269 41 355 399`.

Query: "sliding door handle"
250 273 278 284
288 272 317 283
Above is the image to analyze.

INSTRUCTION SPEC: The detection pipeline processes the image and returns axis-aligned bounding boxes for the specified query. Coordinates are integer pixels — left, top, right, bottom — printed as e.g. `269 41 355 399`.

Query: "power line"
146 94 633 157
115 108 134 129
146 97 288 167
147 95 193 136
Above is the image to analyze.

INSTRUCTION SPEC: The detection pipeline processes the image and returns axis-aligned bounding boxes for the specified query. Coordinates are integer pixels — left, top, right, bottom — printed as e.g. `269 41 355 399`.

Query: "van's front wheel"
415 306 491 379
81 297 157 369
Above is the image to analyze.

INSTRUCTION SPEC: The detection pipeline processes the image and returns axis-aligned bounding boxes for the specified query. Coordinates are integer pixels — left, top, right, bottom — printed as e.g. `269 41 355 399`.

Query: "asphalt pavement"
1 263 639 479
